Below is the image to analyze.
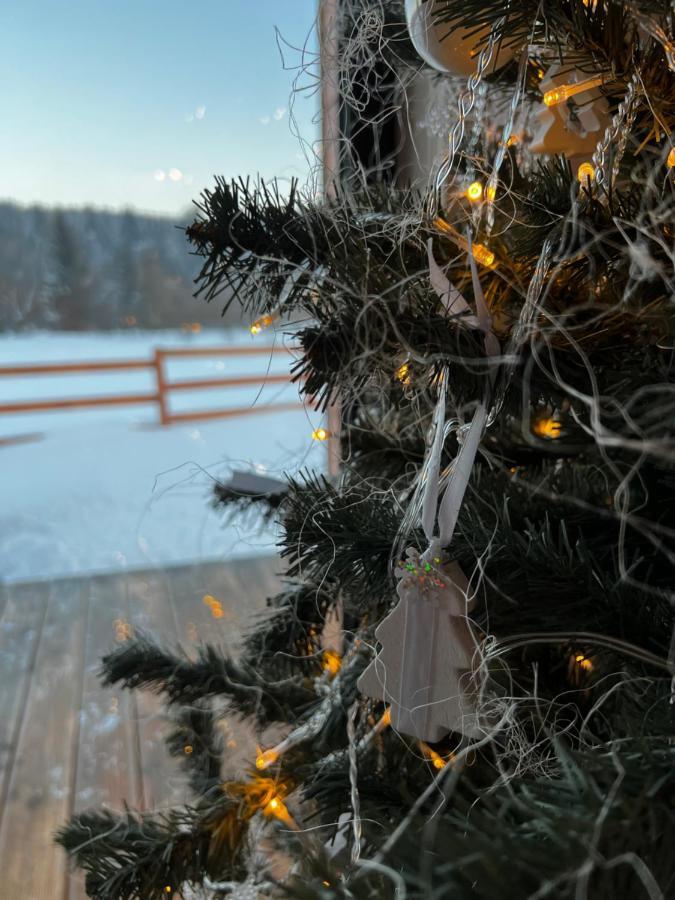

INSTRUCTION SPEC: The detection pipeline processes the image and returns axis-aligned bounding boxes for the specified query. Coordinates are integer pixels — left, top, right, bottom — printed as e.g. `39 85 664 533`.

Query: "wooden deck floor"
0 556 283 900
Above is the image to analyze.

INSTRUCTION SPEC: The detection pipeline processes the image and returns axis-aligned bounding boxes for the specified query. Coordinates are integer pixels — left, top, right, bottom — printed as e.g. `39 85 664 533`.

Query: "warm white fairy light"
542 75 605 107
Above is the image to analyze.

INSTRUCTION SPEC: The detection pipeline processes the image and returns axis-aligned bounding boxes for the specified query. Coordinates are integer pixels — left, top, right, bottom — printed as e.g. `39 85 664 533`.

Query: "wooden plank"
167 557 282 653
0 582 49 825
123 568 185 811
159 345 290 358
0 578 87 900
162 563 246 785
166 558 284 780
169 373 292 391
66 574 140 900
0 391 158 415
0 580 7 624
0 358 150 376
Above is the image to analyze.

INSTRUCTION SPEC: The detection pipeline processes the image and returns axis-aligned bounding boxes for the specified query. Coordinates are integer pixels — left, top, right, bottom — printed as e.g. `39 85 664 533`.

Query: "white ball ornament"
405 0 516 76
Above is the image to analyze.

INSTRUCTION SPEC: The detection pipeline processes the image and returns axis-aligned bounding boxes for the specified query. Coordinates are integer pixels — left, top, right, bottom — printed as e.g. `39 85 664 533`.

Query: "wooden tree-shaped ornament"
358 547 482 741
359 242 496 742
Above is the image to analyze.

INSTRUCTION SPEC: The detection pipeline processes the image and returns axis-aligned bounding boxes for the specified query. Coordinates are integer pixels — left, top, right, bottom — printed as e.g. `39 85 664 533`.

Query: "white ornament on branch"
358 244 497 742
405 0 516 77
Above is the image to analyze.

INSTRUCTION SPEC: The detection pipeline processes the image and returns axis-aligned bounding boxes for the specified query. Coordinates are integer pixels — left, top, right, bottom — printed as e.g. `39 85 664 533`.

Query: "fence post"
321 0 341 482
327 400 341 480
153 349 169 426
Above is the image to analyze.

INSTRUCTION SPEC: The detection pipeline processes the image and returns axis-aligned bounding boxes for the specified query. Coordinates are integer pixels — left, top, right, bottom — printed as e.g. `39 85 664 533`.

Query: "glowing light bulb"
322 649 342 676
542 75 605 107
486 185 497 201
249 314 273 336
532 417 562 439
668 147 675 168
419 741 451 770
577 162 596 183
543 88 565 107
203 594 225 618
472 243 495 268
184 745 193 755
255 748 279 770
114 618 132 642
434 218 496 268
575 653 593 671
466 181 483 201
262 792 295 826
395 362 411 385
312 427 330 441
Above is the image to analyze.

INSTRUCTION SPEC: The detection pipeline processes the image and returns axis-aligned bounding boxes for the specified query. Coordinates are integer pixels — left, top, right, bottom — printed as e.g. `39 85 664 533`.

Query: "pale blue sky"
0 0 319 215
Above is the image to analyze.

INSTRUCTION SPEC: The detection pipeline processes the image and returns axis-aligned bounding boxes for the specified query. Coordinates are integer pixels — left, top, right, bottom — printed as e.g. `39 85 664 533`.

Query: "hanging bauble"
405 0 517 77
357 548 483 741
529 65 611 159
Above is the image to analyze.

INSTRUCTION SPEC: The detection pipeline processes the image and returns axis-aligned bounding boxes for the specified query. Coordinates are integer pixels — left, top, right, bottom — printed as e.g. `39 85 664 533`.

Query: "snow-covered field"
0 330 325 582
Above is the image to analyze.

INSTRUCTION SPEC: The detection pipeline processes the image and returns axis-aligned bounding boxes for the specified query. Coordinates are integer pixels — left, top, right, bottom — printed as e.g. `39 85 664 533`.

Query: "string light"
395 361 411 385
465 182 497 203
249 314 273 336
466 181 483 201
434 217 496 268
532 417 562 439
312 427 330 441
184 745 193 755
114 618 132 642
261 792 296 827
255 747 279 771
472 243 496 268
419 741 451 770
574 653 593 672
667 147 675 168
542 75 605 107
322 649 342 677
203 594 225 619
577 162 596 183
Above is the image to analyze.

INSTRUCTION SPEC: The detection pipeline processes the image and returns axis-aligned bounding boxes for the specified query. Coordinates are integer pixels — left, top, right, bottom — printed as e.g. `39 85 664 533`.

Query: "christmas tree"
59 1 675 897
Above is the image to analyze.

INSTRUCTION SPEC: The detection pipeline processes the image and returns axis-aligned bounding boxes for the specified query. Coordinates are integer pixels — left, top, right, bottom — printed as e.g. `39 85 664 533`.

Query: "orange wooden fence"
0 345 302 426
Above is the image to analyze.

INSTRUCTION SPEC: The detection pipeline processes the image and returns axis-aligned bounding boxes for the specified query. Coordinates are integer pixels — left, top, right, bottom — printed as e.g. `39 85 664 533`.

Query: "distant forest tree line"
0 203 240 331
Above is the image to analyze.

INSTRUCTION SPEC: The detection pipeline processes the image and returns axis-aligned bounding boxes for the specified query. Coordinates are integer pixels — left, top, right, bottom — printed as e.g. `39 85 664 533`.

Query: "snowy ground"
0 329 325 582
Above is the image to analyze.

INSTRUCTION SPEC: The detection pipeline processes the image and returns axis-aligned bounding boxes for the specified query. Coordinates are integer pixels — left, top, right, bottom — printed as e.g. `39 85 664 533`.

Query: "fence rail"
0 344 302 427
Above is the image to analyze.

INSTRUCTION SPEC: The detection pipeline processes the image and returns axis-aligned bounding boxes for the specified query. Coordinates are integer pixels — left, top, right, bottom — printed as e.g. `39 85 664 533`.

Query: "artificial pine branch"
57 801 248 900
279 473 407 599
165 703 224 799
240 583 337 678
101 634 317 725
